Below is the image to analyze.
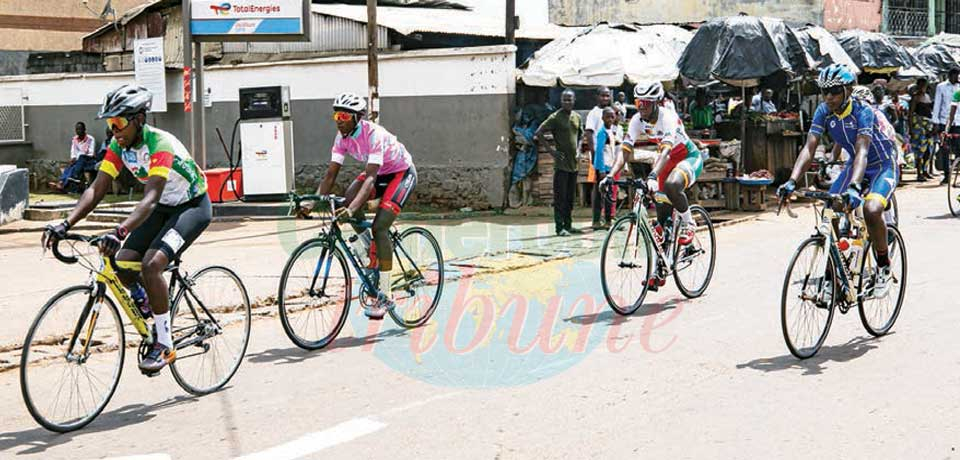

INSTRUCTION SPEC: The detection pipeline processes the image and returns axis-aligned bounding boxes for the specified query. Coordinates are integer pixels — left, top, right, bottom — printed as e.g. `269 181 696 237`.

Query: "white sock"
379 269 392 300
154 312 173 349
680 209 694 225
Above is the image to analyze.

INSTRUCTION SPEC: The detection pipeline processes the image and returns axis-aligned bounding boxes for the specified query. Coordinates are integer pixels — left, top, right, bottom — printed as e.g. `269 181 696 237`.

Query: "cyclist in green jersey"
42 85 211 374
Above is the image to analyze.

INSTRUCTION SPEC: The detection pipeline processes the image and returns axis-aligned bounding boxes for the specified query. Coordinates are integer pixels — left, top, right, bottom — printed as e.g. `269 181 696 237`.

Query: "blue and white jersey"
809 99 897 168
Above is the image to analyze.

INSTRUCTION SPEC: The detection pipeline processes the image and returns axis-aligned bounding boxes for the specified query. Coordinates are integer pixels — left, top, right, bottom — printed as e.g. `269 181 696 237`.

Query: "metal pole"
929 0 937 36
505 0 516 45
881 0 889 33
367 0 380 123
182 0 195 158
197 44 207 169
741 86 747 171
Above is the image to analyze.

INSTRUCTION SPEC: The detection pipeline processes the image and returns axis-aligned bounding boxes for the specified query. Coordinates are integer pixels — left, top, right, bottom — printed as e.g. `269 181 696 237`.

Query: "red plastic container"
204 168 243 203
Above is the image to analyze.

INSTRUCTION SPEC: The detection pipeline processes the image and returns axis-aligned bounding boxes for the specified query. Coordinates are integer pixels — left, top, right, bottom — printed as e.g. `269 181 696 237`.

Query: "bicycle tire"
388 227 445 328
20 285 124 432
169 265 251 396
600 213 653 315
672 205 717 298
949 157 960 217
781 237 837 359
277 238 351 350
857 225 907 336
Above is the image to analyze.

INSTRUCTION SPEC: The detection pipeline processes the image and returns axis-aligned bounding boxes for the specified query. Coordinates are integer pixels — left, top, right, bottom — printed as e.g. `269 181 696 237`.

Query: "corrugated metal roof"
311 4 579 40
223 12 389 54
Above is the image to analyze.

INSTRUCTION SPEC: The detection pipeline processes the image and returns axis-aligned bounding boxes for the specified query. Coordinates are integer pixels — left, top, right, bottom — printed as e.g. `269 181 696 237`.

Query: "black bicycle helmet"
98 84 152 119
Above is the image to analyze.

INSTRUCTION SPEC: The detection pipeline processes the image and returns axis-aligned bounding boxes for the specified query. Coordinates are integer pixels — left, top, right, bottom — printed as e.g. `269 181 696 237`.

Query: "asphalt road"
0 183 957 459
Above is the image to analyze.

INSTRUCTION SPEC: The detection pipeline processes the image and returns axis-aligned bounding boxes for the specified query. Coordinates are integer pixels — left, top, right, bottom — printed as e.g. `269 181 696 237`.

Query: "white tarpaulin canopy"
519 23 693 87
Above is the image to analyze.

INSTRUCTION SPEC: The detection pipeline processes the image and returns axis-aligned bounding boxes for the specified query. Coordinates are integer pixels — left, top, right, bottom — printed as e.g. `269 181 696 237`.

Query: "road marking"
98 455 172 460
232 392 462 460
232 417 386 460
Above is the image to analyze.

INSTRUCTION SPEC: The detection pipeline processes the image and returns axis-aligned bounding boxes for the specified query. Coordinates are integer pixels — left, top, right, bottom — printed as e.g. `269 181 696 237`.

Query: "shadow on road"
736 335 888 376
923 212 958 220
564 300 681 326
245 328 408 365
0 394 199 455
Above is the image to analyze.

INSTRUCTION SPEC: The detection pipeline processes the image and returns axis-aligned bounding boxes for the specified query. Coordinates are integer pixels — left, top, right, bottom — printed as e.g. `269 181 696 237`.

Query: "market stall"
516 23 694 207
678 15 815 210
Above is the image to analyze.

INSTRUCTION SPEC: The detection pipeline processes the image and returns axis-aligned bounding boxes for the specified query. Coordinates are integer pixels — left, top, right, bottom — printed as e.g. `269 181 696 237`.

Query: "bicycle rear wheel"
781 237 837 359
388 227 444 328
600 214 652 315
170 266 251 396
858 225 907 336
672 205 717 298
20 286 124 432
949 157 960 217
277 239 351 350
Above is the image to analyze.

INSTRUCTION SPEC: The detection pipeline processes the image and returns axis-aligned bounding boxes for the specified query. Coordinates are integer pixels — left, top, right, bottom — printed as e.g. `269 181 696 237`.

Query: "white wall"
0 45 517 107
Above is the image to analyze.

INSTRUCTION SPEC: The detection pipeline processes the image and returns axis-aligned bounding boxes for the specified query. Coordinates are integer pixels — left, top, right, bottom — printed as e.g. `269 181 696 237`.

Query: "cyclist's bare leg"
371 207 397 271
863 198 889 260
115 248 144 287
663 169 689 214
141 249 170 315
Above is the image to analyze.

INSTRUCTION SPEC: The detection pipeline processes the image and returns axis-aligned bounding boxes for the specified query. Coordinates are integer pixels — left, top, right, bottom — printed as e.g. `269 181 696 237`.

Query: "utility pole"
182 0 195 158
505 0 516 45
367 0 380 123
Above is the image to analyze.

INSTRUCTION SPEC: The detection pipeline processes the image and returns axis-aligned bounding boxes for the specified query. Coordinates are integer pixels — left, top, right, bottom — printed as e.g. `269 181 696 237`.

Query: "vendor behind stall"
689 88 714 130
751 89 777 114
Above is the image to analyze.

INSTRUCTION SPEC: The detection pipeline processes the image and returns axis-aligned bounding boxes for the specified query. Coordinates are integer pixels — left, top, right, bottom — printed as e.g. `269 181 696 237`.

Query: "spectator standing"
535 89 583 237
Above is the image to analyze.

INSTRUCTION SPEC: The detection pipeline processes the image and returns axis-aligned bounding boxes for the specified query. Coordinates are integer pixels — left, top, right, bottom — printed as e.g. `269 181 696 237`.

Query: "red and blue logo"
210 2 231 15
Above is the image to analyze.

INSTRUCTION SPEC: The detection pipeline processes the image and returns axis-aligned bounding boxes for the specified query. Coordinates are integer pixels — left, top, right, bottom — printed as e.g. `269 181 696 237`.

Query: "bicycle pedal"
140 369 162 378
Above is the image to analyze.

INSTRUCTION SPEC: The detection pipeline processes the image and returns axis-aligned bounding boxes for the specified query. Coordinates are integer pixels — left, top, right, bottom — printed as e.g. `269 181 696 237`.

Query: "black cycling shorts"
354 165 417 215
123 194 212 260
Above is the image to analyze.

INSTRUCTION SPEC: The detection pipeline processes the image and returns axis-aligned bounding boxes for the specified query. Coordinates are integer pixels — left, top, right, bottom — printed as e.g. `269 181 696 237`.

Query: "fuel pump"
238 86 295 201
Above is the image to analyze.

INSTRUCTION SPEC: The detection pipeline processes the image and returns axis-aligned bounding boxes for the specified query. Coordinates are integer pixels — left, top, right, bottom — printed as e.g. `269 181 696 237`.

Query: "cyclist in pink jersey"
304 92 417 319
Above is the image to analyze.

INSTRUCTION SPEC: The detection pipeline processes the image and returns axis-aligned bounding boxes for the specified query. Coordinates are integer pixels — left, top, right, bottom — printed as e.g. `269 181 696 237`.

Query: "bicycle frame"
624 185 682 271
65 250 223 362
805 201 872 306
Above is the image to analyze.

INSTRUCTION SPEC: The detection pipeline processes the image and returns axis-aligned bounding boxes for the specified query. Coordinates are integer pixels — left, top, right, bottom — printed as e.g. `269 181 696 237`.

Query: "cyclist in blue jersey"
778 64 898 297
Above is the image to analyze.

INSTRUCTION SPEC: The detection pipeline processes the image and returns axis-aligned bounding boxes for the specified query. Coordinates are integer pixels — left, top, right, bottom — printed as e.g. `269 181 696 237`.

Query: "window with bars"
887 0 930 36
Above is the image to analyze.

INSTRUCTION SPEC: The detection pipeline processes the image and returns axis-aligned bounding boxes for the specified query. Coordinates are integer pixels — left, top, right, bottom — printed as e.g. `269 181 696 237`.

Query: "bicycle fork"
65 284 107 364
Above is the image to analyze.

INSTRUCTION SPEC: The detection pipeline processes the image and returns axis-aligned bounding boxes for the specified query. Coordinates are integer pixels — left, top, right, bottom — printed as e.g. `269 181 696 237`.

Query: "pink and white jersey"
331 120 413 175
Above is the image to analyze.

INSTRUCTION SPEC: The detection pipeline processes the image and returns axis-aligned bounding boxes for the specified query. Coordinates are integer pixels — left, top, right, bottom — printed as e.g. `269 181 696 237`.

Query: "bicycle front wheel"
858 225 907 336
170 266 251 396
672 205 717 298
600 214 653 315
388 227 444 328
278 238 351 350
20 285 124 432
781 237 837 359
949 157 960 217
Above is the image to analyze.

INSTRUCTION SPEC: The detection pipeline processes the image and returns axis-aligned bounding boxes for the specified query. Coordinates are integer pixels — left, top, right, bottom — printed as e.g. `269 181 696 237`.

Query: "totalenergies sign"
191 0 300 20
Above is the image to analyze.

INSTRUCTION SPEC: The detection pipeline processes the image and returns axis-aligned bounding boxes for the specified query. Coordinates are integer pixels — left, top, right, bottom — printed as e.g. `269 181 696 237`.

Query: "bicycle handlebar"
51 233 101 265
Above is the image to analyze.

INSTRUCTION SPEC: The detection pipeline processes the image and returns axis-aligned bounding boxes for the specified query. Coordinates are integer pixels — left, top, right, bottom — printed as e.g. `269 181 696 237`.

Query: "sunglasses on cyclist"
106 115 136 132
332 111 354 122
635 98 658 110
821 86 845 96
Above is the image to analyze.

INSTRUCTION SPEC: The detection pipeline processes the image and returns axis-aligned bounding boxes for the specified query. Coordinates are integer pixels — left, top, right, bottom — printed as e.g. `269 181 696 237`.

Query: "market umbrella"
678 15 814 158
912 43 960 75
796 25 860 72
519 23 693 87
836 29 917 74
677 15 814 87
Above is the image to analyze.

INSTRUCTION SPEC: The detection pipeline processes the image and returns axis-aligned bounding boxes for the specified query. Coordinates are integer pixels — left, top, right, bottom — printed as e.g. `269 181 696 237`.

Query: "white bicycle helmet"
851 85 873 102
633 81 665 101
332 92 367 113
